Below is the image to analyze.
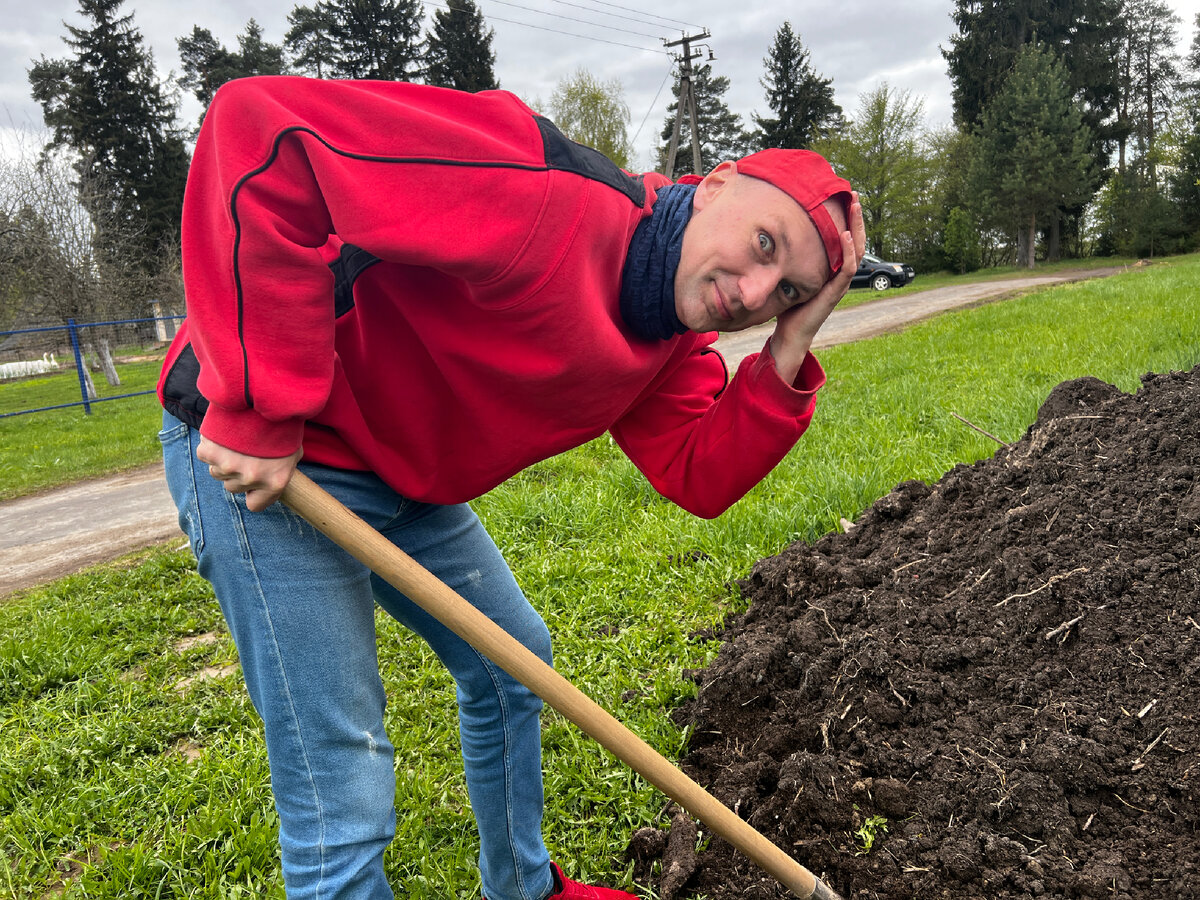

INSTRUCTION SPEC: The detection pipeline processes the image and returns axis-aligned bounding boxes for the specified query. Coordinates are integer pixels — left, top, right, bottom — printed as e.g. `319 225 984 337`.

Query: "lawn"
0 360 164 501
1 255 1198 897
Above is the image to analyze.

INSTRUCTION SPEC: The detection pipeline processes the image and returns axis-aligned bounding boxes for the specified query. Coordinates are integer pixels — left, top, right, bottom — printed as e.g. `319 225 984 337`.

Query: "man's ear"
692 160 738 212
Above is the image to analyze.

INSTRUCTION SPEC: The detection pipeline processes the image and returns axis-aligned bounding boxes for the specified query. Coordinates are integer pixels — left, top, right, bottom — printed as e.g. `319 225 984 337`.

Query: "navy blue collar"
619 183 695 341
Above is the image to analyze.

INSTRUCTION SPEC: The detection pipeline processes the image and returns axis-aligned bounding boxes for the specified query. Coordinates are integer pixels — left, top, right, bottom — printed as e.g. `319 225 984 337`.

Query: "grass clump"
1 258 1198 897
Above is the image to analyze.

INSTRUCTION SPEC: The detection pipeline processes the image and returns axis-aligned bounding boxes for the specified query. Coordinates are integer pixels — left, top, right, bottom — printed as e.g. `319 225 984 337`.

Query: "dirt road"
0 268 1122 597
713 268 1120 365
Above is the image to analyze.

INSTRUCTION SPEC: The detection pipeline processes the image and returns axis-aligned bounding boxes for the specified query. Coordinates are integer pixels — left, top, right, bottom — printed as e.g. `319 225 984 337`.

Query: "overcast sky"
3 0 1199 170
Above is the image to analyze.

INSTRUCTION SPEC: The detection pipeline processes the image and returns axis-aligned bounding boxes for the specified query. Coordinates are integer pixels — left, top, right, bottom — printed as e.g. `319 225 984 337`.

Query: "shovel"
281 470 843 900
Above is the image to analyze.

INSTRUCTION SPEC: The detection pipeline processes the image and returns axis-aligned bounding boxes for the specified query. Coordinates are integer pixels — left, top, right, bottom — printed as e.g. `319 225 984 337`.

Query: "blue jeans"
160 412 556 900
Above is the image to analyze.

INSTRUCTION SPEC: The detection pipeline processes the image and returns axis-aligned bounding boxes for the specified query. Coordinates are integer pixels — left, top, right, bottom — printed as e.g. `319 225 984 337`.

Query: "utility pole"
662 30 711 177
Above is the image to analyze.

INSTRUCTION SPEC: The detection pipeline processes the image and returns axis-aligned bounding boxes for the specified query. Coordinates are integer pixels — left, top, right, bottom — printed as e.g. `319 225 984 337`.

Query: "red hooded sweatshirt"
158 77 826 519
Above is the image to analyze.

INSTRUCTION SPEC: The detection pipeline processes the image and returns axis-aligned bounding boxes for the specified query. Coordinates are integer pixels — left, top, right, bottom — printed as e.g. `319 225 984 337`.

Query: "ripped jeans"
159 412 555 900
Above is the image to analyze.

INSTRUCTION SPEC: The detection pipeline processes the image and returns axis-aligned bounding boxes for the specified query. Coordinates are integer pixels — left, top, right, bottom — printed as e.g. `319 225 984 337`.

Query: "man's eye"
758 232 774 254
780 281 798 301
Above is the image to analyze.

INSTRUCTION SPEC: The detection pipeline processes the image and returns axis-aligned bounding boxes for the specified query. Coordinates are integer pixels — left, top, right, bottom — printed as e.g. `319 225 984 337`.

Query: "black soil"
629 367 1200 899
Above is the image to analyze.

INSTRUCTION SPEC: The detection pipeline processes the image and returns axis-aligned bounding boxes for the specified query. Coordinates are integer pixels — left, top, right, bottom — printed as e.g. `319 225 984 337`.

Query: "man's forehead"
732 154 851 272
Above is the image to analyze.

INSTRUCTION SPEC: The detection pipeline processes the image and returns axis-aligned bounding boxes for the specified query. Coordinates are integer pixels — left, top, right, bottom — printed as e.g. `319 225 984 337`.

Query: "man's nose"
739 268 776 311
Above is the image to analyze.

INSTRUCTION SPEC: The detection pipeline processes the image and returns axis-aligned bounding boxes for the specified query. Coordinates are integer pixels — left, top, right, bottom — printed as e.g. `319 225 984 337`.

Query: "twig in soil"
951 412 1006 445
1082 813 1094 831
1132 728 1170 772
997 566 1089 607
1045 614 1085 642
892 554 930 574
961 745 1008 786
807 600 844 646
1137 699 1158 719
1188 616 1200 631
1113 792 1151 814
888 677 910 707
946 567 992 601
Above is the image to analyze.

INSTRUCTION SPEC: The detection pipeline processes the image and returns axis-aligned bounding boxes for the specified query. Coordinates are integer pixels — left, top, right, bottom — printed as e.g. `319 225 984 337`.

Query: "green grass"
0 361 165 501
2 258 1199 898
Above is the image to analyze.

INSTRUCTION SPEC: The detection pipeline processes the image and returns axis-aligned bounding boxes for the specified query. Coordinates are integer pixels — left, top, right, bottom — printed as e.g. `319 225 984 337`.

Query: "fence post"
67 318 92 415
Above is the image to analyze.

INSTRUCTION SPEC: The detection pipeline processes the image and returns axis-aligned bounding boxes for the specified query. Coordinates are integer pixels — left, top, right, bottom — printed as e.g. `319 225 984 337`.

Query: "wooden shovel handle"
281 470 843 900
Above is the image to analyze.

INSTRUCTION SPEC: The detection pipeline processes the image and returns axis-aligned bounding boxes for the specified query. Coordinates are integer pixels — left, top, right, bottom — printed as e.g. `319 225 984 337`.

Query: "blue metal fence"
0 314 184 418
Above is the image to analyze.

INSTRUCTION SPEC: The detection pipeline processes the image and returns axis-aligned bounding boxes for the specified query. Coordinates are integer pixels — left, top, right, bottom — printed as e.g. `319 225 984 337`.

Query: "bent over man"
157 76 864 900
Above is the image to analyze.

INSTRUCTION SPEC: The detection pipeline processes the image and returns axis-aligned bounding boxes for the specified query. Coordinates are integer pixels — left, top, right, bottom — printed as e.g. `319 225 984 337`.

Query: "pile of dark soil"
630 367 1199 899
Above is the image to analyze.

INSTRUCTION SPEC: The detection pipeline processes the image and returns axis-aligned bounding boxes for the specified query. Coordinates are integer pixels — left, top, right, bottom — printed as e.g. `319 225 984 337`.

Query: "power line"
548 0 692 32
554 0 704 31
631 66 672 146
429 0 668 55
482 0 663 39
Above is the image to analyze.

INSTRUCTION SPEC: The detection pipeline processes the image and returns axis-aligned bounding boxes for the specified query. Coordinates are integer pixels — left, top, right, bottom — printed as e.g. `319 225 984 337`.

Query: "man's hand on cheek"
769 226 860 381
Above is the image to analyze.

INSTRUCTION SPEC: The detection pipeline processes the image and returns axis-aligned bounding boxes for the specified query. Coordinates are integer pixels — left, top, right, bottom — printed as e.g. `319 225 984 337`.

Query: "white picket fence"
0 353 60 380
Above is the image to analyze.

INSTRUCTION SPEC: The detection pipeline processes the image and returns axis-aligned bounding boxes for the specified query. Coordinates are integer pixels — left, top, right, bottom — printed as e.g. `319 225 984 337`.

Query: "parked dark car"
851 253 916 291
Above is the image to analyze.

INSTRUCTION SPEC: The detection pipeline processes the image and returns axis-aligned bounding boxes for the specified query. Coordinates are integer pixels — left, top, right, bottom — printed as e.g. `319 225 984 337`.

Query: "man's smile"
712 281 733 320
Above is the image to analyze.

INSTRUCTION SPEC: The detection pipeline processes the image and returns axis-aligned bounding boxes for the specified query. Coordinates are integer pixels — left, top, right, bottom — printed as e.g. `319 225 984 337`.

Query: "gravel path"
0 268 1122 597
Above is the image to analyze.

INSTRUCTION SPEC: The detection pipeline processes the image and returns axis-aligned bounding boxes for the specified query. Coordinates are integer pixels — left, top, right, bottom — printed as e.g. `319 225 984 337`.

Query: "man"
158 76 863 900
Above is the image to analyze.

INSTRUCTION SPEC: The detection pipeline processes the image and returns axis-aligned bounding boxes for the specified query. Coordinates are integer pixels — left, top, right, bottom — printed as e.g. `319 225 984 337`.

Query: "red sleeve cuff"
199 404 306 459
749 340 827 410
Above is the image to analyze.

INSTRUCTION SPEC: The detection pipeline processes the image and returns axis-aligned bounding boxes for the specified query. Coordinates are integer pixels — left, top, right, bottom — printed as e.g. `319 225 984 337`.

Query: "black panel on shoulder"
534 116 646 207
161 341 209 428
329 243 382 317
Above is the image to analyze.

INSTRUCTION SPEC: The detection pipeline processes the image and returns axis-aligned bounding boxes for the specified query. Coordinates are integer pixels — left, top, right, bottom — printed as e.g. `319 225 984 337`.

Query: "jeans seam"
475 646 536 900
237 501 329 897
162 420 205 555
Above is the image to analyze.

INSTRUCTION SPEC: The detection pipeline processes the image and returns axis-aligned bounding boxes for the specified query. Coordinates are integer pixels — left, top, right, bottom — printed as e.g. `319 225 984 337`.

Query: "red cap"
734 149 852 273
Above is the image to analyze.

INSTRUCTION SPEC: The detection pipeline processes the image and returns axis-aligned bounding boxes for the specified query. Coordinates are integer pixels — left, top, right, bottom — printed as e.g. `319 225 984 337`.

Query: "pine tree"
943 0 1122 134
424 0 498 92
177 27 240 108
944 0 1124 259
969 44 1094 268
549 69 633 169
1189 12 1200 88
754 22 841 150
178 20 285 110
285 4 338 78
287 0 423 81
656 63 751 179
1169 125 1200 242
28 0 188 263
237 20 286 77
1113 0 1181 180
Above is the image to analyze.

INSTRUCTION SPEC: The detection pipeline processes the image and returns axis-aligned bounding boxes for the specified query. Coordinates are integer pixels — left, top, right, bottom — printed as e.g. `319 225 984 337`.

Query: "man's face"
674 163 843 333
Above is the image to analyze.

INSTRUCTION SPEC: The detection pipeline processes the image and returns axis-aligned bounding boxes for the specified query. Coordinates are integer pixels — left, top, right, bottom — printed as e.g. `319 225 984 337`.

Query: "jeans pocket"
159 416 205 557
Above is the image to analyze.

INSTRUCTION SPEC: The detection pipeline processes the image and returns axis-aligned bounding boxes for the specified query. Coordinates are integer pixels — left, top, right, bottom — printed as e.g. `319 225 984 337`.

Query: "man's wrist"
768 332 813 385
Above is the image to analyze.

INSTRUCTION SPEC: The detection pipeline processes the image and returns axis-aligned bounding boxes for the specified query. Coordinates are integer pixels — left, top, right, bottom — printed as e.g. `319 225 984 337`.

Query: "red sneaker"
545 862 637 900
